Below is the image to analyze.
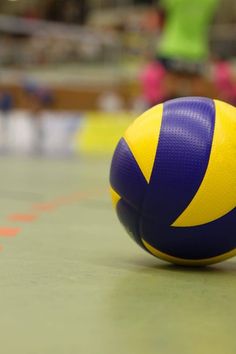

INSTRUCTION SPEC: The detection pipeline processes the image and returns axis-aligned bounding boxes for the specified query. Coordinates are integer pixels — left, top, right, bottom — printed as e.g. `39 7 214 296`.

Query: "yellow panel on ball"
124 104 163 183
110 187 121 209
173 100 236 227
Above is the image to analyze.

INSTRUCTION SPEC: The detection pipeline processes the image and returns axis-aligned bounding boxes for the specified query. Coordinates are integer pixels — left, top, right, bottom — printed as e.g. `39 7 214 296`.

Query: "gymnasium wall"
0 110 134 156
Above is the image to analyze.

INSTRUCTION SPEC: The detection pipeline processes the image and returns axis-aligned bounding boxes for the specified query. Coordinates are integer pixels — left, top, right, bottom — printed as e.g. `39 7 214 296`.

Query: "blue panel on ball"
117 199 146 250
110 138 147 211
141 206 236 260
142 97 215 224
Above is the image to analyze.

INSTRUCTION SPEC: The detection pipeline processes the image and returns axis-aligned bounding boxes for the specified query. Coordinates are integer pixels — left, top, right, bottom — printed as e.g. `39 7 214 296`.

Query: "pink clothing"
140 62 166 106
214 61 236 104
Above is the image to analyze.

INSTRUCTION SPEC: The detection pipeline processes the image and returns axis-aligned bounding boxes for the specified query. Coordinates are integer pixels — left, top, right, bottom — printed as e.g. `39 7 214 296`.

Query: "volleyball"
110 97 236 266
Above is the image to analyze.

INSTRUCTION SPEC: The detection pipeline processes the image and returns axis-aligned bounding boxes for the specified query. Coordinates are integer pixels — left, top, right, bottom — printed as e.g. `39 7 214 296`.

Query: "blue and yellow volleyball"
110 97 236 266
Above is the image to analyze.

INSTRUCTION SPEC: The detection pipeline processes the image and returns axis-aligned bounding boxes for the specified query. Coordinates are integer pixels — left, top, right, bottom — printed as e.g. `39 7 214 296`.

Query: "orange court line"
0 189 105 253
31 190 103 211
54 193 86 206
8 214 38 222
0 227 21 237
32 203 56 212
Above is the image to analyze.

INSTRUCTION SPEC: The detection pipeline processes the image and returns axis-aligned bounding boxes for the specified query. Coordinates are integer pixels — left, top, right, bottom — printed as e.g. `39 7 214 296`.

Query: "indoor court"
0 0 236 353
0 156 235 354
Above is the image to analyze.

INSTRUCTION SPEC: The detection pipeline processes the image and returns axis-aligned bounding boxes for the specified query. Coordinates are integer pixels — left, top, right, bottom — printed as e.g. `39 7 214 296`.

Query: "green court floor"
0 156 235 354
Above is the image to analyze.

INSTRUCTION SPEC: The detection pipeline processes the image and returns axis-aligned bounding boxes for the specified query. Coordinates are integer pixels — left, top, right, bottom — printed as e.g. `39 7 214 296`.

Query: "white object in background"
7 110 37 154
97 91 125 113
42 111 81 156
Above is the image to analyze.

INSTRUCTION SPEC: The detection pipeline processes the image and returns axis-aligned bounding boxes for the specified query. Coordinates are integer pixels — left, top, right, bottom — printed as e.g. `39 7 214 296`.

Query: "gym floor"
0 156 235 354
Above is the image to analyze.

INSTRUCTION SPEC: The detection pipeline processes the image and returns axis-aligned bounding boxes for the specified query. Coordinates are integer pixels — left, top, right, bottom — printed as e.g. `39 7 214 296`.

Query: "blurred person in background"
139 0 219 106
140 57 166 108
213 56 236 105
145 0 219 99
157 0 219 72
139 3 166 107
0 91 13 153
0 91 13 116
23 82 54 155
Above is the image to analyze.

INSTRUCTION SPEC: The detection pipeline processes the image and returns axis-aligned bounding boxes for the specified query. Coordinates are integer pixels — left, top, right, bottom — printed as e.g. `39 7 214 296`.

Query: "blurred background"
0 0 235 156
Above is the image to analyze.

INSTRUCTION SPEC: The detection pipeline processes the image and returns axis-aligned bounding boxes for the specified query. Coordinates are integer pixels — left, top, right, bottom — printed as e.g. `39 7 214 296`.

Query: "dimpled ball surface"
110 97 236 266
